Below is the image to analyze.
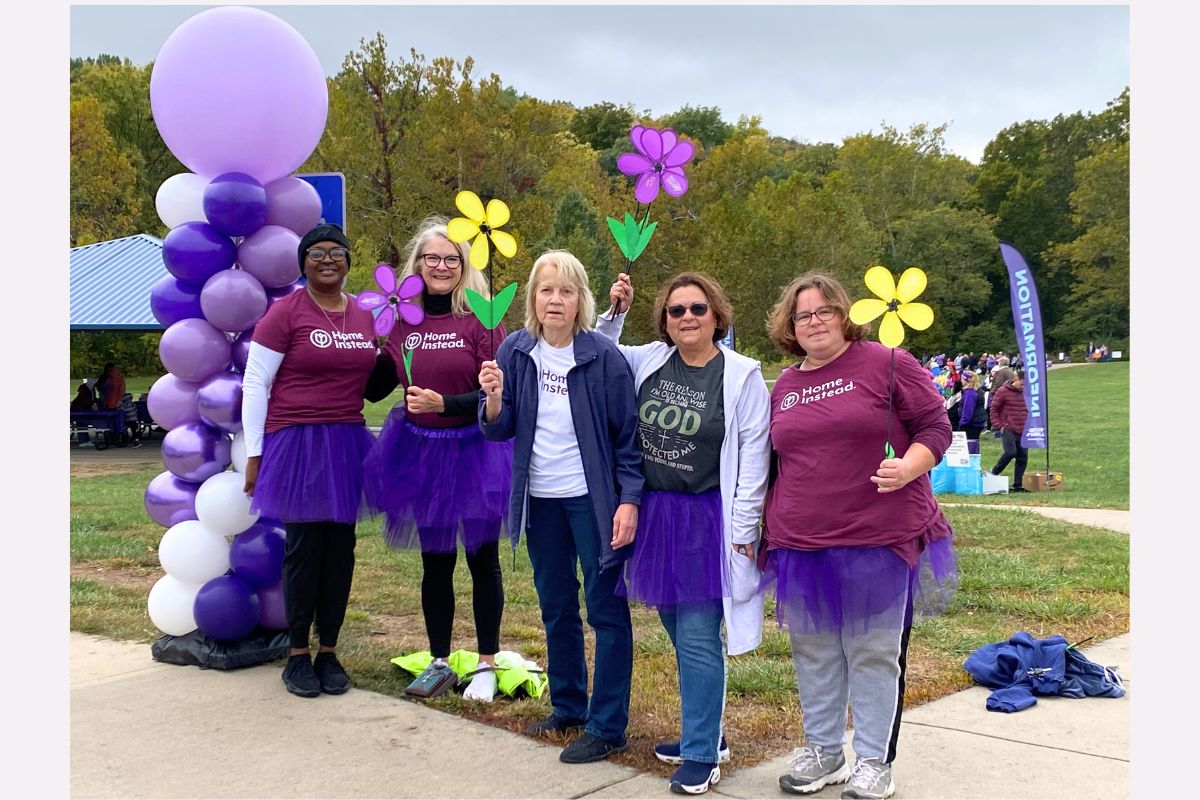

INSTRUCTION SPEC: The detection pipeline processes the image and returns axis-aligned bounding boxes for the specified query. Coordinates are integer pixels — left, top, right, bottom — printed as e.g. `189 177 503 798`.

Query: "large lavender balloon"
149 6 328 184
146 373 202 431
144 470 201 528
199 269 267 333
159 318 231 383
265 177 323 235
196 372 244 434
238 225 303 288
161 422 231 483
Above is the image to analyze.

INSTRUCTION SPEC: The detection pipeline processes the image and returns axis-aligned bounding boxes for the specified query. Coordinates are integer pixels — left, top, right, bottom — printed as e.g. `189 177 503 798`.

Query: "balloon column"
143 6 328 645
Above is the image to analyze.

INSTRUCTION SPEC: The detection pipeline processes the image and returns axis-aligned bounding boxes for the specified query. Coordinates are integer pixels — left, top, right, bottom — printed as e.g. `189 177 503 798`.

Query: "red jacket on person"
989 380 1028 434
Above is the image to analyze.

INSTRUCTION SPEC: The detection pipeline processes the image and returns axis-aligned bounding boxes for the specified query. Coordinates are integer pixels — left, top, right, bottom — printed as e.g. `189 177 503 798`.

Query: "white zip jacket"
596 313 770 655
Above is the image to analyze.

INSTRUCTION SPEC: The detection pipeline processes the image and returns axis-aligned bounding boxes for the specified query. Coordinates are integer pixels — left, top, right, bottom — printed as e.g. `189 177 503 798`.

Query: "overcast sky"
69 4 1128 164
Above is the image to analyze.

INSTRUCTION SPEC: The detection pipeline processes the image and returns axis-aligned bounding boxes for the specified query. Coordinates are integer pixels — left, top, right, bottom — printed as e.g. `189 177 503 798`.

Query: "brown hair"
766 272 870 357
652 272 733 345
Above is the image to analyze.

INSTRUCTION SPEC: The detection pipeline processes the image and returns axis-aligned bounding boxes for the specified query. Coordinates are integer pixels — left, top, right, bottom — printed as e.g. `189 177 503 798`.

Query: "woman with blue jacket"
478 250 643 765
599 271 770 795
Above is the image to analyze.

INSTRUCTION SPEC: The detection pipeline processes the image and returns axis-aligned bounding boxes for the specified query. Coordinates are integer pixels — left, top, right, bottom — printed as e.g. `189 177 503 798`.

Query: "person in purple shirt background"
761 273 958 800
362 217 512 702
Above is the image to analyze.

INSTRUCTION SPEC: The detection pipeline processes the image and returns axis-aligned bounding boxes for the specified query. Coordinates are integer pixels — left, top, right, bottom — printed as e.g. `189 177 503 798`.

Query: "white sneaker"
779 745 850 794
840 758 895 799
76 441 95 448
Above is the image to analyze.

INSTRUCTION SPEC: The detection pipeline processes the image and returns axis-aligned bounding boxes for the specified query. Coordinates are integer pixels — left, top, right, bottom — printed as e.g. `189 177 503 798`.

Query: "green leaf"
402 347 414 385
465 284 520 330
628 220 658 261
623 212 640 252
489 282 519 329
606 216 633 260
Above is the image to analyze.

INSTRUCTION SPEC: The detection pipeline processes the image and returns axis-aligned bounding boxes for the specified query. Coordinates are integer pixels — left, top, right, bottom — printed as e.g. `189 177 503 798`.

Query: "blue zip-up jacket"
479 328 644 571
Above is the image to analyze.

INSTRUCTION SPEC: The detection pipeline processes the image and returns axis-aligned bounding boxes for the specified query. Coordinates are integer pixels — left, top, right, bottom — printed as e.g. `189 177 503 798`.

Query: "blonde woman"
478 250 643 764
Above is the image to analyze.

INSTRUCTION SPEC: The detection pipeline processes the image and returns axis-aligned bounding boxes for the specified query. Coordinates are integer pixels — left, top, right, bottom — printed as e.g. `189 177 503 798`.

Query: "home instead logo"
309 329 373 350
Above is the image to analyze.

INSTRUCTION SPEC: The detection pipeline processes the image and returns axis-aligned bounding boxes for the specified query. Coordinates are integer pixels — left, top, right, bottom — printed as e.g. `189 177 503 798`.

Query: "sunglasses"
667 303 710 319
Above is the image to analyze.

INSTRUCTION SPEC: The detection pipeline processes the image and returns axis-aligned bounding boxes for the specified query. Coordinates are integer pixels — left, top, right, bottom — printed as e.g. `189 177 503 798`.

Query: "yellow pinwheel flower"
446 190 518 270
848 266 935 348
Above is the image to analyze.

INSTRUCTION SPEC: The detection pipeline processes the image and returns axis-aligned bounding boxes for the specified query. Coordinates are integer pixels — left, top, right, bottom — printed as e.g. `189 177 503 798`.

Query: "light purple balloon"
266 281 304 311
194 575 261 642
161 422 232 483
200 269 267 333
144 470 201 528
147 373 202 431
238 225 302 289
149 274 204 328
203 172 268 237
265 177 323 235
149 6 328 184
230 522 286 588
196 372 243 434
159 318 231 383
162 222 237 285
256 579 287 630
231 329 254 373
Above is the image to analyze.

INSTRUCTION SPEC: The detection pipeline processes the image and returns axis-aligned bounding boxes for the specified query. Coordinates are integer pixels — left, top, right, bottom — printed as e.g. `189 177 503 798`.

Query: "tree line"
70 37 1129 376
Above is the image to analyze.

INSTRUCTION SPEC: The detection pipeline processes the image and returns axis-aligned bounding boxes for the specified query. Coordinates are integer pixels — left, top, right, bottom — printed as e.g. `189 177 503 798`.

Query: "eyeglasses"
791 306 838 326
306 247 348 262
667 303 710 319
420 253 463 269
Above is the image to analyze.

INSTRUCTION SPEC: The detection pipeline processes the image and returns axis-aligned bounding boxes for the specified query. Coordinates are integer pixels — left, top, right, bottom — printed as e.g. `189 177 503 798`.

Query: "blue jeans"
659 602 726 764
526 495 633 743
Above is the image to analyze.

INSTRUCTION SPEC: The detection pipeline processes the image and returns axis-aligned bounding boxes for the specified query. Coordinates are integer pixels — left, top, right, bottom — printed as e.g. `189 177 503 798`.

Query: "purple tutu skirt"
251 423 376 525
618 489 728 610
362 407 511 554
763 532 958 636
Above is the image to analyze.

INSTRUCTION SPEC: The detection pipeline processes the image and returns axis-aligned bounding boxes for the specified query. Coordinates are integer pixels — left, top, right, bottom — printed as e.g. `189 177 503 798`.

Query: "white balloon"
155 172 210 229
230 432 248 473
147 574 201 637
195 471 259 536
157 519 231 585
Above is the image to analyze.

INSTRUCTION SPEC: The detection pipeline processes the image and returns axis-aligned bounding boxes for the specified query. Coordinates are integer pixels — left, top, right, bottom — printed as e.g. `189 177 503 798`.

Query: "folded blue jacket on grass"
963 631 1126 712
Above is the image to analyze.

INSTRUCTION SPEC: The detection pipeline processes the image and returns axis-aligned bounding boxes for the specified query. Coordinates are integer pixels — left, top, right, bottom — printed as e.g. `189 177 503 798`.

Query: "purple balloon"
144 470 201 528
265 177 323 235
238 225 303 289
162 222 237 284
159 318 231 383
203 172 268 237
194 575 261 642
149 274 204 328
256 580 287 630
266 281 304 311
196 372 243 434
230 329 254 373
161 421 231 482
200 269 267 333
230 522 286 587
147 373 202 431
149 6 328 184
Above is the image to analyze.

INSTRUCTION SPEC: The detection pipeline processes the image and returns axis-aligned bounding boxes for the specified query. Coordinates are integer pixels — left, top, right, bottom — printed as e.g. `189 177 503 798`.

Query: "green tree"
71 95 141 246
660 105 733 151
569 101 635 151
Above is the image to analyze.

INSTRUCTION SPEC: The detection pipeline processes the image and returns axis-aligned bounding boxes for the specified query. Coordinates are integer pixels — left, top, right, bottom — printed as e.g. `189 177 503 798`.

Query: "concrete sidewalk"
70 632 1129 799
941 504 1130 534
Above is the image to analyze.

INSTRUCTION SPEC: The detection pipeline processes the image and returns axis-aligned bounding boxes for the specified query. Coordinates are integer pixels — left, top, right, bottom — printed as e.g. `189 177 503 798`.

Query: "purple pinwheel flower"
616 126 695 204
356 264 425 336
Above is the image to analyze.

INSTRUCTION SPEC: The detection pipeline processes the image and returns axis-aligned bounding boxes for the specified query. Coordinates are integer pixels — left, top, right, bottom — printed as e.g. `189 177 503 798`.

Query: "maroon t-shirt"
764 340 951 566
252 290 378 432
384 311 506 429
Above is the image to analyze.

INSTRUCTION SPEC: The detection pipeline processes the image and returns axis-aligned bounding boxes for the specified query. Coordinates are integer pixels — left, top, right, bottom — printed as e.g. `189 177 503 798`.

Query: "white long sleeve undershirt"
241 342 285 457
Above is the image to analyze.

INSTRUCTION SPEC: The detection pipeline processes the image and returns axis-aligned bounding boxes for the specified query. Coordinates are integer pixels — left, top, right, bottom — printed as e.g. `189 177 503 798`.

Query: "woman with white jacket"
598 271 770 795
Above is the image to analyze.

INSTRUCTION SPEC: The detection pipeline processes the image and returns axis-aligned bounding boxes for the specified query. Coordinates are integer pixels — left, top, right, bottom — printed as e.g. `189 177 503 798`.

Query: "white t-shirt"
528 338 588 497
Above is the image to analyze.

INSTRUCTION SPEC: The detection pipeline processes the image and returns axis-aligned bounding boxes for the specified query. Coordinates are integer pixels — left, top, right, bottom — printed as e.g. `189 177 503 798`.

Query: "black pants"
283 521 357 650
421 539 504 658
991 430 1028 488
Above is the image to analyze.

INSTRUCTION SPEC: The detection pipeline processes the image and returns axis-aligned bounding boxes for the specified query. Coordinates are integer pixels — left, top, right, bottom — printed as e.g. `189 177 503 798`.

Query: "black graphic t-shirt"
637 350 725 493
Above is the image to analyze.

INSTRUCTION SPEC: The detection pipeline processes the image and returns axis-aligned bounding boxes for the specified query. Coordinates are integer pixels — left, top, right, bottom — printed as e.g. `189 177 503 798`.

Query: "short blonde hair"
766 272 869 357
524 250 596 338
398 216 489 316
652 272 733 346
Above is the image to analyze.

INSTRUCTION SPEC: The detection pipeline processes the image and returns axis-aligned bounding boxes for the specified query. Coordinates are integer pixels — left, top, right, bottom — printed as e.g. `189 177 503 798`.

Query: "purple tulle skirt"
763 533 958 635
618 489 728 611
362 407 511 554
251 423 376 525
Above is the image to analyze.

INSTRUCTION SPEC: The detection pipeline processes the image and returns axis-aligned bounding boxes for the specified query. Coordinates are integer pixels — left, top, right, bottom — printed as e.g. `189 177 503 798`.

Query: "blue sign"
296 172 346 232
720 322 736 352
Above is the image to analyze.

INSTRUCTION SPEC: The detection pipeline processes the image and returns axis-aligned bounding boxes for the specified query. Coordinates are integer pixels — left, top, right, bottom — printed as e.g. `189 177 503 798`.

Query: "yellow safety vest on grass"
391 649 548 698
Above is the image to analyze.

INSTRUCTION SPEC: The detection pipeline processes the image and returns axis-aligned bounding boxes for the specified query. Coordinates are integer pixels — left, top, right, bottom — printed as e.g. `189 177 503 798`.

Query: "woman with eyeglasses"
597 271 770 795
242 223 378 699
763 273 957 800
361 216 512 702
478 251 642 765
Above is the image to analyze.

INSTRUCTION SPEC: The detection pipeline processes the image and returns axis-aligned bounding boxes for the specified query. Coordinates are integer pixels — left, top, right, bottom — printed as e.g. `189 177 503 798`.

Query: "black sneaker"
313 651 350 695
670 761 721 795
655 736 730 764
282 654 321 698
524 714 586 736
559 732 627 763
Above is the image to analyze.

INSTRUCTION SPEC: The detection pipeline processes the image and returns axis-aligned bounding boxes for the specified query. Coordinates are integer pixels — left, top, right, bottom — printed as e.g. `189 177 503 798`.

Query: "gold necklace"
308 289 347 335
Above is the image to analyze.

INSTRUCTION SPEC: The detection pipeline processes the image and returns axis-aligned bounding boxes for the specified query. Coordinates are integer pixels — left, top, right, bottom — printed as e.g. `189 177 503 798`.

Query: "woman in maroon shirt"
762 273 958 800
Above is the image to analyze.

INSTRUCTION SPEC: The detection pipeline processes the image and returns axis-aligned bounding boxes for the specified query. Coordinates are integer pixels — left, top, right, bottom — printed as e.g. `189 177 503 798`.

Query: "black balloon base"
151 627 290 670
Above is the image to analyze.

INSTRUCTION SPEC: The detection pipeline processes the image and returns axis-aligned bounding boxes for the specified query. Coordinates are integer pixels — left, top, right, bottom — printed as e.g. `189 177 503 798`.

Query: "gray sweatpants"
787 590 913 763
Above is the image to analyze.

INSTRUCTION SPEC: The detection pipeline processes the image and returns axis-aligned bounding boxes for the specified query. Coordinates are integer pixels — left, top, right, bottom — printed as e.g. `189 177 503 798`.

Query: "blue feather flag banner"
999 242 1047 449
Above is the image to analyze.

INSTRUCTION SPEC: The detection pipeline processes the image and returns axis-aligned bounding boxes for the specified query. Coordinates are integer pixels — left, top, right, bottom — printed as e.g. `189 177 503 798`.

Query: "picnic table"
70 410 126 450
